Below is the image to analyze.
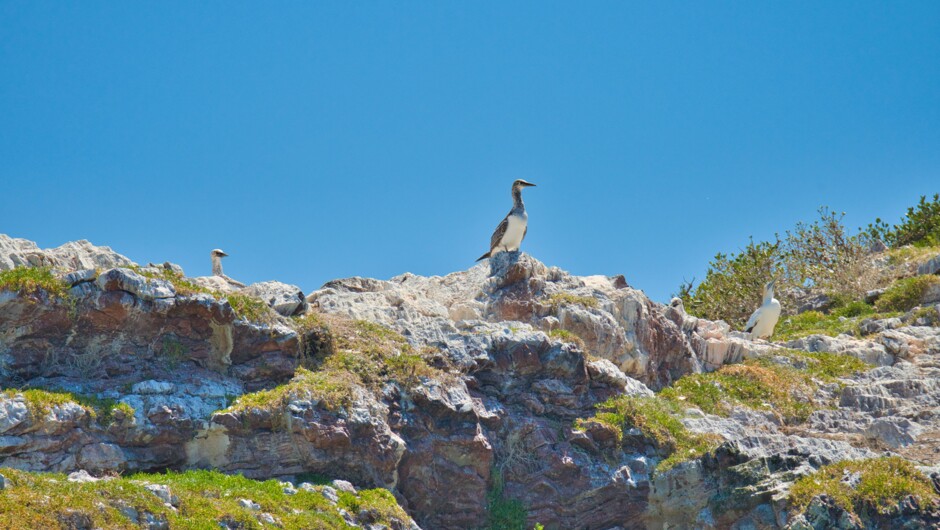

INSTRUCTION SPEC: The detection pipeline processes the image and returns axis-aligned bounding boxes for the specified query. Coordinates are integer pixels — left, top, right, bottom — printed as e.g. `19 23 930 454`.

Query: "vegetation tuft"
547 292 599 310
548 328 585 349
0 266 70 299
575 395 720 472
226 293 280 324
658 361 818 423
874 275 940 313
2 388 134 426
789 457 939 517
483 469 528 530
772 306 901 342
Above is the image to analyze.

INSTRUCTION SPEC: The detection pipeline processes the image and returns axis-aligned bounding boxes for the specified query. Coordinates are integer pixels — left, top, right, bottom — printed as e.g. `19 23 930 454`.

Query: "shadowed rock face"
3 240 940 529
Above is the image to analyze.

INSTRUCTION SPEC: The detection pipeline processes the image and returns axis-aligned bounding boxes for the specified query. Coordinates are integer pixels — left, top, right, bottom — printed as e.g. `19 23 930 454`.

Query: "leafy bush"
679 238 780 327
680 208 879 329
779 208 879 302
867 194 940 248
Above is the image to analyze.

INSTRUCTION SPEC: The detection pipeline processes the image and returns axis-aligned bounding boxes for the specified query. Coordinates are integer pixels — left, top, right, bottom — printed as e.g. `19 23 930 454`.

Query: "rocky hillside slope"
1 233 940 529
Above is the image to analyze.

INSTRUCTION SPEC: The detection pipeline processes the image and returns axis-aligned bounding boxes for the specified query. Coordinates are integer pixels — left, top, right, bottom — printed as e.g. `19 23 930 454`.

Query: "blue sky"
1 2 938 302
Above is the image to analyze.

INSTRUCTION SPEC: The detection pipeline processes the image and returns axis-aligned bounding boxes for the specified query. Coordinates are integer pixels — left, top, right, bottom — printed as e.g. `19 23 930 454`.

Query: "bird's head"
764 279 776 296
512 179 537 190
211 249 229 258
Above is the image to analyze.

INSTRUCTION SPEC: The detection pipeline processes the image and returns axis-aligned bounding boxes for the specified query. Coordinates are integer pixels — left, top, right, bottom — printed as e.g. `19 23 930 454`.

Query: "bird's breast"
501 213 528 250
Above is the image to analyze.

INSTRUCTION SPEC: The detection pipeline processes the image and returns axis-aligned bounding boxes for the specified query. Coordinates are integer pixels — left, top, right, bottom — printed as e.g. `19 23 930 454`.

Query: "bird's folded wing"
490 214 510 250
745 306 763 331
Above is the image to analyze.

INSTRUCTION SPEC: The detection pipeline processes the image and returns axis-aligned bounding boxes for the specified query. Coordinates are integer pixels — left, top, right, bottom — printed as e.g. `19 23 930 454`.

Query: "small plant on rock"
789 457 939 517
0 266 70 299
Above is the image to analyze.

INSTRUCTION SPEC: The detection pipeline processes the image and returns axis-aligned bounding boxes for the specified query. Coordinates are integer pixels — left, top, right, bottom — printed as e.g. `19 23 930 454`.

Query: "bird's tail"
475 251 491 262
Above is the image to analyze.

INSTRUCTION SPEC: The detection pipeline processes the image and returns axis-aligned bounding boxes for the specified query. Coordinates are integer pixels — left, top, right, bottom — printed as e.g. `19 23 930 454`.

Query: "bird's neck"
763 290 774 304
512 187 525 210
211 256 223 276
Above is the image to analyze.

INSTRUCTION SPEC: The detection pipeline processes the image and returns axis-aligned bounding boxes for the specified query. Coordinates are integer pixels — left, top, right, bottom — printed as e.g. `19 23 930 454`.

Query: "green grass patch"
548 328 585 349
659 361 819 423
575 395 721 472
2 388 134 426
0 468 410 530
226 293 280 324
0 266 70 298
789 457 939 517
750 349 871 382
774 305 902 342
875 275 940 313
222 367 359 417
482 469 528 530
547 292 599 310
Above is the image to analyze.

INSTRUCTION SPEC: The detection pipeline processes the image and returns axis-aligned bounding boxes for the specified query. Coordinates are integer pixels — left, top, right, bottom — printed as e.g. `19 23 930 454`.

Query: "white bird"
745 279 781 340
476 179 537 261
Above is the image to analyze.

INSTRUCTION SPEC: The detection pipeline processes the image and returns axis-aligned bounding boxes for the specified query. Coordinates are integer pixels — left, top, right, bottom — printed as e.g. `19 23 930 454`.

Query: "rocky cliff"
1 234 939 529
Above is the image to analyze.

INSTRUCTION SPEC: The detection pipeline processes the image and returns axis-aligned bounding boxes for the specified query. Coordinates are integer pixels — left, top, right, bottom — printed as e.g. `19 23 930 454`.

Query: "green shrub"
789 457 939 516
875 275 940 312
0 266 70 298
680 208 879 329
679 238 780 327
867 194 940 248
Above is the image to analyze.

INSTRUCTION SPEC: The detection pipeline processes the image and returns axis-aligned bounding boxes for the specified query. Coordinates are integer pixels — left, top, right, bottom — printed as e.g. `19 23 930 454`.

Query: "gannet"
745 279 781 340
210 249 245 288
476 179 536 261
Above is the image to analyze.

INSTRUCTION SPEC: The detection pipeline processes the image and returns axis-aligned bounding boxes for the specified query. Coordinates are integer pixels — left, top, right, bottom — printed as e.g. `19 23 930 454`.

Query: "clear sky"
2 2 938 302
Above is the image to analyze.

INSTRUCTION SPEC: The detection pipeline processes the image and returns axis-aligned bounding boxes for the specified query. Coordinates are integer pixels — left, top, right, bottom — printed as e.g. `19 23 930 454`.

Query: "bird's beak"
524 182 537 187
219 252 228 257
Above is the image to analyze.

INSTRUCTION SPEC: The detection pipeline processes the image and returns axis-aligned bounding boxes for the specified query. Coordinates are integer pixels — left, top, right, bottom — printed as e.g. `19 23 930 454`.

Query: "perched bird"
476 179 537 261
210 249 245 288
745 279 781 340
210 249 229 276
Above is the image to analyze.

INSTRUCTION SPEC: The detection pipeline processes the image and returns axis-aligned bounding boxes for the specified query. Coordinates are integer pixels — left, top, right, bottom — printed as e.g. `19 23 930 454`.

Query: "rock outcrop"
2 237 940 529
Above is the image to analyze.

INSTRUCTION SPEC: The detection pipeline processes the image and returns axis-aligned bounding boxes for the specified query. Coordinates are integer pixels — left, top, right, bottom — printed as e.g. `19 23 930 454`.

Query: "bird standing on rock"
745 279 781 339
477 179 537 261
210 249 246 288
